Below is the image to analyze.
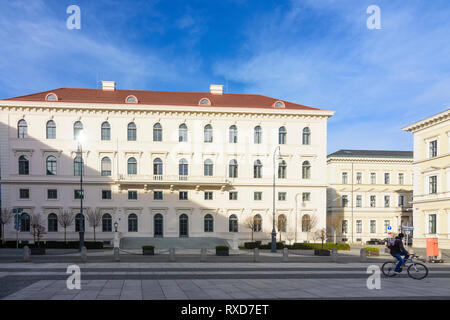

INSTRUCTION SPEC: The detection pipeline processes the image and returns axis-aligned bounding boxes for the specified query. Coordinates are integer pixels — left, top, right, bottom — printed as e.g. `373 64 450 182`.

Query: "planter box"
366 251 379 256
143 248 154 255
314 249 330 256
30 247 46 255
216 249 229 256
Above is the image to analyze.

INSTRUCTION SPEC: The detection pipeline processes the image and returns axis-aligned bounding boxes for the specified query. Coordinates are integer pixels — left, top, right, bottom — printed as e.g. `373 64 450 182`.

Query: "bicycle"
381 254 429 280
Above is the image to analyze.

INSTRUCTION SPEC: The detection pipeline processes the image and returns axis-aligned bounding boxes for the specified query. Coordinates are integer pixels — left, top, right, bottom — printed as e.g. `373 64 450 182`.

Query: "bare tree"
302 213 319 242
30 213 46 247
86 208 102 242
327 214 343 244
277 215 287 242
0 208 13 245
244 216 255 242
57 210 74 243
314 228 329 249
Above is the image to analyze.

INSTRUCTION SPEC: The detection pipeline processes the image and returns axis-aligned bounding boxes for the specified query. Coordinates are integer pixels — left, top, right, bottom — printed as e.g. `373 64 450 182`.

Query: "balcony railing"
117 174 229 184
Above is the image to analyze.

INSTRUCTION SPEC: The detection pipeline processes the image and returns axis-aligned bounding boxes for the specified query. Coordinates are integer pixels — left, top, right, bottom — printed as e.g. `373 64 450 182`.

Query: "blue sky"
0 0 449 153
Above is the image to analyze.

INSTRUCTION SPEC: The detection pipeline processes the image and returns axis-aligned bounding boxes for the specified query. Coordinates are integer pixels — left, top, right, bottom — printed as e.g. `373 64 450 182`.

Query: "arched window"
128 122 136 141
179 214 188 237
46 156 57 176
229 214 238 232
302 161 311 179
274 101 285 108
204 214 214 232
128 214 138 232
18 119 27 139
179 124 188 142
102 214 112 232
199 98 211 105
127 157 137 175
18 155 29 175
254 160 262 178
73 121 83 140
46 120 56 139
75 213 85 232
48 213 58 232
204 124 213 143
253 214 262 232
302 127 311 145
45 93 58 101
101 122 111 141
125 95 138 103
229 125 238 143
278 160 287 179
278 214 287 233
20 213 30 232
279 126 287 144
153 158 163 175
153 123 162 142
229 159 238 178
204 159 213 176
302 214 311 232
154 214 163 237
179 158 188 177
254 126 262 144
74 156 83 176
101 157 112 176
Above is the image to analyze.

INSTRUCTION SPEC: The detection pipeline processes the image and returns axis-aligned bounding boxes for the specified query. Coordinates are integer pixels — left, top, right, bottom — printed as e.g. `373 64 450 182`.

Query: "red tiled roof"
3 87 322 111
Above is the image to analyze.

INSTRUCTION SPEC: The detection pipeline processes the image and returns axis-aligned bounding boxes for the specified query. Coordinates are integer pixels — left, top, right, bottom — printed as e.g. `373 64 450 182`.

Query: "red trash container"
426 238 439 257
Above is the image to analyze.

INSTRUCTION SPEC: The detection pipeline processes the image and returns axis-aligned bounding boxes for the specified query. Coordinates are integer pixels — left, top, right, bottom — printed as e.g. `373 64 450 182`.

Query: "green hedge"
142 245 155 250
0 241 103 249
243 242 285 250
216 246 229 250
364 247 379 252
286 243 351 251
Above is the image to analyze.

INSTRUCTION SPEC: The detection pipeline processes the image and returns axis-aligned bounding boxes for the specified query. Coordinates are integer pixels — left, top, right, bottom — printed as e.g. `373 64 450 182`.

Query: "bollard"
200 248 207 262
169 248 176 262
23 246 31 262
283 247 289 262
331 248 338 262
81 246 88 263
360 248 367 262
113 247 120 262
253 247 259 263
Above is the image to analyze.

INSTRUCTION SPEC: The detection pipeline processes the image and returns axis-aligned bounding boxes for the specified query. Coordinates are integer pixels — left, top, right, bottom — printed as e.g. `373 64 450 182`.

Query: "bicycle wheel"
407 263 429 280
382 262 397 277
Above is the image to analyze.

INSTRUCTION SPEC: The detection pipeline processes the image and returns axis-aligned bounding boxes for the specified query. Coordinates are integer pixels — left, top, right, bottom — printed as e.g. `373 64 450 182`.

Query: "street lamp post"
77 131 86 251
271 146 282 253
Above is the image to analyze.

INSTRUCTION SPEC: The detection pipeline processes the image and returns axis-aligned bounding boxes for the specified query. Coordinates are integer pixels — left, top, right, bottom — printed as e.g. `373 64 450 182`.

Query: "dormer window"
274 101 285 108
45 93 58 101
199 98 211 106
125 95 138 103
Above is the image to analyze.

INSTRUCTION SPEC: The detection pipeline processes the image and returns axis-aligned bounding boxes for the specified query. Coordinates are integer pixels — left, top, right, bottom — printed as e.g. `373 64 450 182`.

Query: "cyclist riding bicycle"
388 233 409 274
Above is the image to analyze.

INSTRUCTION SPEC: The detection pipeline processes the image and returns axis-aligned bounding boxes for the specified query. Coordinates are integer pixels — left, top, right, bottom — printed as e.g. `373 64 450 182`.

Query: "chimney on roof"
102 81 116 91
209 84 223 95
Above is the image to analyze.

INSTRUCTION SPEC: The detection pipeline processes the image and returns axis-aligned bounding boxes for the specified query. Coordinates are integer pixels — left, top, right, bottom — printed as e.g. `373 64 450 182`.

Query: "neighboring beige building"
403 109 450 250
0 82 333 247
327 150 413 244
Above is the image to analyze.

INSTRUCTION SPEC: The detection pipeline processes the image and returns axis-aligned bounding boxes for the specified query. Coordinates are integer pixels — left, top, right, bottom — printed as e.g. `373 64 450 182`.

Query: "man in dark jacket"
390 233 409 274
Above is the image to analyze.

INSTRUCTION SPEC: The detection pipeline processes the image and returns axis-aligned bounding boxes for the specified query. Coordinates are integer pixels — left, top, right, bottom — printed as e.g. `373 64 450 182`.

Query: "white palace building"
0 82 333 248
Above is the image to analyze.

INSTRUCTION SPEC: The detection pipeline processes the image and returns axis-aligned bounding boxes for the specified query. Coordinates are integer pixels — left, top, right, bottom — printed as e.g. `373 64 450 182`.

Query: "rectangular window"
356 220 362 233
254 192 262 201
384 173 390 184
384 220 391 233
428 214 437 234
154 191 163 200
179 191 188 200
128 190 138 200
370 173 376 184
341 195 348 207
356 195 362 207
398 173 404 185
370 220 376 234
302 192 310 201
429 176 437 194
370 195 376 207
19 189 29 199
229 192 238 200
342 172 348 184
204 191 213 200
278 192 286 201
47 189 58 200
356 172 362 184
74 189 84 199
384 195 390 208
398 195 404 207
102 190 112 200
429 140 438 158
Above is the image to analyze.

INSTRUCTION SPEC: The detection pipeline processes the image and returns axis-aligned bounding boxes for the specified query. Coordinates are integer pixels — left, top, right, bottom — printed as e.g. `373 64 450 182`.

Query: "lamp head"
77 131 86 144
